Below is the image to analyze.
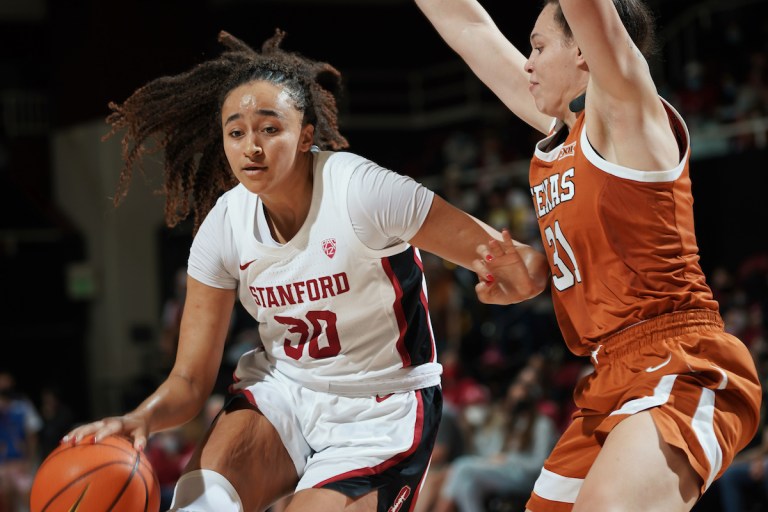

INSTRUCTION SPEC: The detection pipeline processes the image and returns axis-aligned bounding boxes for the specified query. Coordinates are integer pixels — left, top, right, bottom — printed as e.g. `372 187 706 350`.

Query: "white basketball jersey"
222 151 441 395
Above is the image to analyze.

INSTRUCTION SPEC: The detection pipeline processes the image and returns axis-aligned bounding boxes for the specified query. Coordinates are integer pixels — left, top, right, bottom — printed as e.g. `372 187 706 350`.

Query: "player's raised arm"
560 0 655 103
415 0 553 134
559 0 679 171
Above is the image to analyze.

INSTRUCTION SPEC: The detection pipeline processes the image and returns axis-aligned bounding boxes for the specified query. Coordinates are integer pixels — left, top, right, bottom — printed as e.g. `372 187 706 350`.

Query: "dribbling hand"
62 413 150 452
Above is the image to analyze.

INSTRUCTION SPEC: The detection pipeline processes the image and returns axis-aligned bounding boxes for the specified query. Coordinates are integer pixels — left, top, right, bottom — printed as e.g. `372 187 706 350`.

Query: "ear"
299 124 315 152
575 47 589 72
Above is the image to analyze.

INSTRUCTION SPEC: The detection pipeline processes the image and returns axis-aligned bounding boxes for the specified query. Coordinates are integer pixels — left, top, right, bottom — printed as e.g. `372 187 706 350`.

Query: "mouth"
242 165 266 174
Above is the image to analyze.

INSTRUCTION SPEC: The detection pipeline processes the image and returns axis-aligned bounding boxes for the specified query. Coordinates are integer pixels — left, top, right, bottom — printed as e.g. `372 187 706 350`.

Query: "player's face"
525 4 587 119
221 80 314 197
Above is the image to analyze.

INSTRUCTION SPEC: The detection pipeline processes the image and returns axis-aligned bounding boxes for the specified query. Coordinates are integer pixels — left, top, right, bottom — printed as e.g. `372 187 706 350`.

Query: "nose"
524 54 534 74
245 141 263 158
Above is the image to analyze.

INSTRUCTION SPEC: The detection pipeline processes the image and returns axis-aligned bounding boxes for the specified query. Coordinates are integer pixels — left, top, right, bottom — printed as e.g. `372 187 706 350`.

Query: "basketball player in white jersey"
63 29 549 512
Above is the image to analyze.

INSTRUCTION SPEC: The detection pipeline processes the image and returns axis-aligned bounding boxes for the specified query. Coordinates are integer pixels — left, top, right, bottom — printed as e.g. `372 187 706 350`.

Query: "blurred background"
1 0 767 510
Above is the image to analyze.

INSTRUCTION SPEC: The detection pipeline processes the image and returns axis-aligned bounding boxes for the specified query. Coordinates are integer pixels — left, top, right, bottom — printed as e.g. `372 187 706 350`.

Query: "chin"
535 101 553 118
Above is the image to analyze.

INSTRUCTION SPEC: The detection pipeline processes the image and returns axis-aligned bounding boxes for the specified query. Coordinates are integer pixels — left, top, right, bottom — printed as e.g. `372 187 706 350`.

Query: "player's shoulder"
219 182 249 201
215 183 252 211
202 184 248 228
319 150 373 169
315 151 387 191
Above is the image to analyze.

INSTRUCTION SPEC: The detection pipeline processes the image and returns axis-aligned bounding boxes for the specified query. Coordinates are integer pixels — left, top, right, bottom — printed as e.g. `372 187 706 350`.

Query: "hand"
473 229 541 305
62 412 151 451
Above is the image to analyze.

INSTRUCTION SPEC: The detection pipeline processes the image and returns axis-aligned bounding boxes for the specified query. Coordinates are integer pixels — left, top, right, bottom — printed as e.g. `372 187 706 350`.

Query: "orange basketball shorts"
526 310 761 512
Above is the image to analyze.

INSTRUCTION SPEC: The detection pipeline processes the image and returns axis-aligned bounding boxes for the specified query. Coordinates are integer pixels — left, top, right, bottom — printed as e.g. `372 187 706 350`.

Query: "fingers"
92 418 127 443
500 227 514 245
477 228 519 265
471 255 494 284
61 421 103 445
474 280 495 303
473 228 534 305
62 417 142 450
130 430 148 452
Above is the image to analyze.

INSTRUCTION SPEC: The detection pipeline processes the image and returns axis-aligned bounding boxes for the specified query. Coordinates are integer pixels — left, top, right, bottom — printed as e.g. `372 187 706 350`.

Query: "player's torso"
227 152 436 383
529 109 717 354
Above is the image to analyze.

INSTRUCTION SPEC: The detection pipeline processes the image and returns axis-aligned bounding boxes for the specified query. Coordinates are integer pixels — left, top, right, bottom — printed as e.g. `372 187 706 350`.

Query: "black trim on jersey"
388 247 434 366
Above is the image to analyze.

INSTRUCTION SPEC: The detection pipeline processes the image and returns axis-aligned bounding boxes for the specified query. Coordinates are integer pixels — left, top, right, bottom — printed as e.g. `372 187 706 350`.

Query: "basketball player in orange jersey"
415 0 762 510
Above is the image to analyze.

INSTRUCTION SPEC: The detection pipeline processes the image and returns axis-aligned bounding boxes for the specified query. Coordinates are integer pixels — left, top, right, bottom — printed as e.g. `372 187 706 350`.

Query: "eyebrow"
224 109 282 125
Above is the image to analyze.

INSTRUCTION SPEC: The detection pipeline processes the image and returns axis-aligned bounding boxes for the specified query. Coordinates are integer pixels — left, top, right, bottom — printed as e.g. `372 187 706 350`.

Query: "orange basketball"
30 434 161 512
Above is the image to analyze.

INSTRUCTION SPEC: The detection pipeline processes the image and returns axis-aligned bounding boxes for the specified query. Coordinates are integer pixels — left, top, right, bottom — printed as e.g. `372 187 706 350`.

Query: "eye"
263 126 279 135
228 128 244 138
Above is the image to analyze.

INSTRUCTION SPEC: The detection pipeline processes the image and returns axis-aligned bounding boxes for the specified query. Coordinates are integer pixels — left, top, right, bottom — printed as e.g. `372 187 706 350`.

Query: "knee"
169 469 243 512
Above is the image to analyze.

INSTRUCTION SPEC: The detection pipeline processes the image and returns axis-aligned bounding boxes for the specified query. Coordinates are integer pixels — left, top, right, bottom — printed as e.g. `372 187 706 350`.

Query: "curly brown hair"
104 29 349 232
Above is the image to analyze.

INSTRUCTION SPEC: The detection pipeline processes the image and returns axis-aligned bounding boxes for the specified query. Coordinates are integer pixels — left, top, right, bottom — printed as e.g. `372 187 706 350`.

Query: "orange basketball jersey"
528 100 719 356
525 99 760 512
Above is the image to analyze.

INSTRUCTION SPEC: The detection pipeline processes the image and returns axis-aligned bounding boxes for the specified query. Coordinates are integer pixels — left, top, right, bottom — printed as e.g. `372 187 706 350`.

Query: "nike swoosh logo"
645 353 673 373
69 485 89 511
376 393 394 403
239 259 257 271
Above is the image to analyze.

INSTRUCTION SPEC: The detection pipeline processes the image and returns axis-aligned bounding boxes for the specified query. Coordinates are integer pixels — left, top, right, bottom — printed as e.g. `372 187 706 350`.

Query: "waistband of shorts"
289 362 443 397
594 309 724 361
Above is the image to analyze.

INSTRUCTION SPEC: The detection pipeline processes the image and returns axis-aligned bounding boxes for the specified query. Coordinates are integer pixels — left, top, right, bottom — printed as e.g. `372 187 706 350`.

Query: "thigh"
285 488 377 512
574 411 699 512
184 399 299 512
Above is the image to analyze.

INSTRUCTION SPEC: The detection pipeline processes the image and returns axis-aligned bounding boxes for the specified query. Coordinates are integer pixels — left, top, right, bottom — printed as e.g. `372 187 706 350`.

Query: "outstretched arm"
409 195 549 304
560 0 680 171
64 277 236 450
415 0 553 134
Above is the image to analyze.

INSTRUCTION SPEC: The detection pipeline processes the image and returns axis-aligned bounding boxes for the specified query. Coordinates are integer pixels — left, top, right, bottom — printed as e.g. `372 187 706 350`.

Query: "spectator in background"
414 400 466 512
146 429 195 510
432 361 558 512
37 385 75 461
0 371 42 512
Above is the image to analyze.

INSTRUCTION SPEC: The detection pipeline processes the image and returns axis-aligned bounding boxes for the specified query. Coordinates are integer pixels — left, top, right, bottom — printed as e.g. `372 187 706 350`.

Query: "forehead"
531 3 563 40
222 80 299 115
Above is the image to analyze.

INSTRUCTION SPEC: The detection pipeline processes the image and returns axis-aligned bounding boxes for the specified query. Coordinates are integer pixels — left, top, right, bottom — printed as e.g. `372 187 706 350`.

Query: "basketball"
30 434 161 512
